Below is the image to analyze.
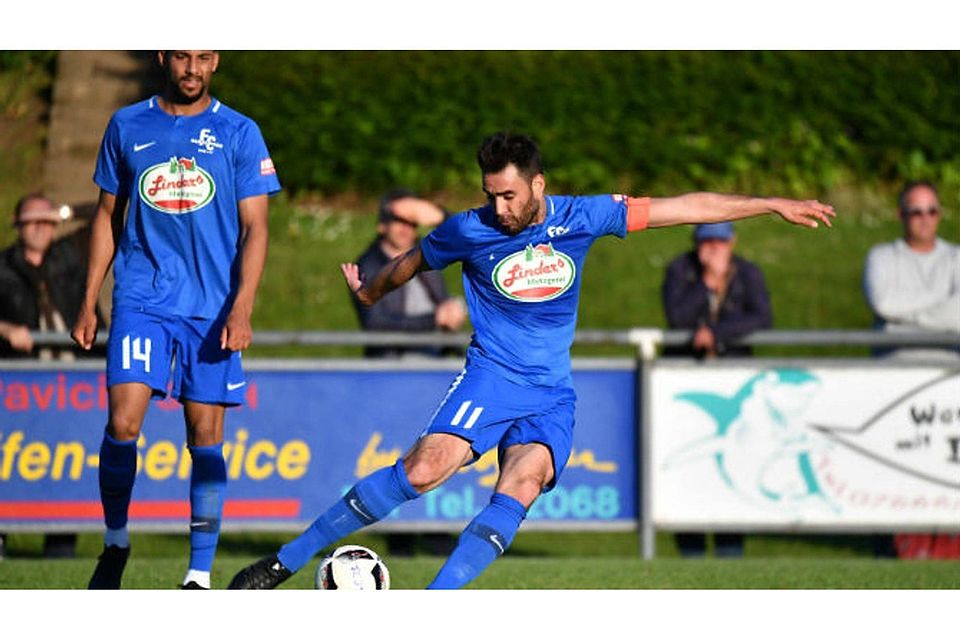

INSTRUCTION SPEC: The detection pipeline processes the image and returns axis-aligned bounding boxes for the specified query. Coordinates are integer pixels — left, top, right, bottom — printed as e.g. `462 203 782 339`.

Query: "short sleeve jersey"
420 194 633 388
94 96 281 319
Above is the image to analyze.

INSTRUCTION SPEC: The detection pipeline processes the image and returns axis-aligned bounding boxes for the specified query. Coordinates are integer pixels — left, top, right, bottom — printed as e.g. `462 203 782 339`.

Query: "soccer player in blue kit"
229 131 834 589
72 50 281 589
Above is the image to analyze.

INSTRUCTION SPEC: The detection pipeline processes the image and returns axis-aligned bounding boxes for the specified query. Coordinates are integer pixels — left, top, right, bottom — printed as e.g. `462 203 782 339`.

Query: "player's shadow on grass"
745 533 890 558
216 532 459 558
215 533 295 557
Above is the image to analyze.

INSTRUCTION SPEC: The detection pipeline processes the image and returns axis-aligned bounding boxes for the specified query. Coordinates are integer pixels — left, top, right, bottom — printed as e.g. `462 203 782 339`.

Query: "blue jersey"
421 194 633 388
94 96 281 319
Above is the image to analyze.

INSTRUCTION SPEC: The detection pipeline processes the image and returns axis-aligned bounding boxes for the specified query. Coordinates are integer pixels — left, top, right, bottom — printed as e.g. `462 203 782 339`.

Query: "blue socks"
187 443 227 573
427 492 527 589
277 459 419 572
98 429 228 583
98 430 137 542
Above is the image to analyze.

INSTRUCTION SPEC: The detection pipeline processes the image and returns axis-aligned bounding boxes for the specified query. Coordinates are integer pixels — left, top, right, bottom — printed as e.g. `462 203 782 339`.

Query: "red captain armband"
625 196 650 232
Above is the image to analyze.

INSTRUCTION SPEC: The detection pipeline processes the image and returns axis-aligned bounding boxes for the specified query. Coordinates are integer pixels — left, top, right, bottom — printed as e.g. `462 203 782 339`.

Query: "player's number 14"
121 335 152 373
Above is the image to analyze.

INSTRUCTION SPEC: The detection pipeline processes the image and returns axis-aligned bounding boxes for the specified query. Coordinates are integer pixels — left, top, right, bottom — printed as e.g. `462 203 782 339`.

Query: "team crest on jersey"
190 128 224 154
492 242 576 302
139 156 216 214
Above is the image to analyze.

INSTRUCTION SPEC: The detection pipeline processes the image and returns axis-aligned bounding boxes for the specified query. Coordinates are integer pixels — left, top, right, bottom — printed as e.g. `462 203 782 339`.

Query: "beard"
499 196 541 235
167 73 208 104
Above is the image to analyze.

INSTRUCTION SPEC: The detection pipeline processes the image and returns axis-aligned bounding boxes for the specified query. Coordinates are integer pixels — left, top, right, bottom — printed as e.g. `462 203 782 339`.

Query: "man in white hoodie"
863 180 960 359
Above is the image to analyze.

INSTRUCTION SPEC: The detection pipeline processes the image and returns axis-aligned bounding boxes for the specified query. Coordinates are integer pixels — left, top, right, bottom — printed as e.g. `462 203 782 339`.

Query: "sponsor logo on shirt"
138 156 216 214
492 242 576 302
190 128 223 154
260 158 276 176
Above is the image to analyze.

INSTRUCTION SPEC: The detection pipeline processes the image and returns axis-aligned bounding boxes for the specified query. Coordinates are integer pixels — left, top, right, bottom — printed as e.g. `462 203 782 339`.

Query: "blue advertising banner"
0 360 636 531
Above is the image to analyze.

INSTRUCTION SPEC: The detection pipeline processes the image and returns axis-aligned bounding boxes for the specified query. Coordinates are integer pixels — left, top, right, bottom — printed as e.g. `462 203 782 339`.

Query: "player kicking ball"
229 131 834 589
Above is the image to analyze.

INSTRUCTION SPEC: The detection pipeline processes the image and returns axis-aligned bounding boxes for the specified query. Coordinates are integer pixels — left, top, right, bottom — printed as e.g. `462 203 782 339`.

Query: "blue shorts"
423 363 576 491
106 306 246 406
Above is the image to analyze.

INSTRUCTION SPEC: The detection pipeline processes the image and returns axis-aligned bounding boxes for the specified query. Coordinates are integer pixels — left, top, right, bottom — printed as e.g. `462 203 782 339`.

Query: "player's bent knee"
495 466 552 508
402 457 450 493
495 477 546 509
402 435 472 493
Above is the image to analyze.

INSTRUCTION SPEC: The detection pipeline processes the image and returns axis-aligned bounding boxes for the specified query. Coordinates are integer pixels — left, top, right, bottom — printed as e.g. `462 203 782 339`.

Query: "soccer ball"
315 545 391 590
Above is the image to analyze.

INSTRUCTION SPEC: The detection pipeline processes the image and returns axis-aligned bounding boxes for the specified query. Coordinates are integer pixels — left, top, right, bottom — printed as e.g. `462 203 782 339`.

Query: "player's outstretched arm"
341 245 426 307
221 195 269 351
71 189 125 350
647 192 835 229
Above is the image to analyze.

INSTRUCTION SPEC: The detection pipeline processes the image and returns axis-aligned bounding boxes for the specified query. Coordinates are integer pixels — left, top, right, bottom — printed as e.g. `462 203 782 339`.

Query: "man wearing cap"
661 220 772 558
0 193 93 559
351 189 466 358
662 221 772 359
0 193 89 360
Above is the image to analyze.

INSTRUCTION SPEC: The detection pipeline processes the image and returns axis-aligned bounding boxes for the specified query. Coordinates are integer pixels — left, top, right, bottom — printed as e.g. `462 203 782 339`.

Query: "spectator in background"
863 180 960 359
663 221 772 359
0 194 89 359
351 189 466 358
661 221 772 557
0 193 97 559
863 180 960 560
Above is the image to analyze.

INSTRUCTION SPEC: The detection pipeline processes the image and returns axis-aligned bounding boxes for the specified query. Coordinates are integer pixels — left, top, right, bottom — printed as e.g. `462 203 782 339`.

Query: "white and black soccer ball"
315 544 390 590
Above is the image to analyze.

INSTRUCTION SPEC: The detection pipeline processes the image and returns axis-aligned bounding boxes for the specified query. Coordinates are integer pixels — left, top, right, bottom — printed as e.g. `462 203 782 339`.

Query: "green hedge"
0 51 57 247
213 51 960 196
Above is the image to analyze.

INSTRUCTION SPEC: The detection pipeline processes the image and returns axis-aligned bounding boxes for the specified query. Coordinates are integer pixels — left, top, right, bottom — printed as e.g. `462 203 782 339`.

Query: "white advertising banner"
651 363 960 530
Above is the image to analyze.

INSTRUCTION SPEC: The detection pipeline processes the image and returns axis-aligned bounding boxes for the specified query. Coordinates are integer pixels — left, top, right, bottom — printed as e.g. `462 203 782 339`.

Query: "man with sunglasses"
863 180 960 358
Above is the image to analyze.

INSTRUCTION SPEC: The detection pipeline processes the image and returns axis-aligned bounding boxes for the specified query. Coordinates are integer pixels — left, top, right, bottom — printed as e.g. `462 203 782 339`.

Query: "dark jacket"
352 238 452 358
0 238 94 358
661 251 772 357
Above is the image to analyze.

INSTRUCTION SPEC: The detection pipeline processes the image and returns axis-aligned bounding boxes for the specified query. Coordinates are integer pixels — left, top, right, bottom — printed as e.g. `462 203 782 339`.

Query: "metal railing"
21 328 960 352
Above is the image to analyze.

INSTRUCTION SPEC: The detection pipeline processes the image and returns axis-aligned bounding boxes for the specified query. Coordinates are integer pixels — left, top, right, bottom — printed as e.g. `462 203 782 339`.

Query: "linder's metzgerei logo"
139 156 215 214
492 243 576 302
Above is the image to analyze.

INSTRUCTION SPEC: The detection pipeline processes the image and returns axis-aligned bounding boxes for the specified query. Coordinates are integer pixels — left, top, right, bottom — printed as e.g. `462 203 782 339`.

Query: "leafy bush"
0 51 57 247
213 51 960 197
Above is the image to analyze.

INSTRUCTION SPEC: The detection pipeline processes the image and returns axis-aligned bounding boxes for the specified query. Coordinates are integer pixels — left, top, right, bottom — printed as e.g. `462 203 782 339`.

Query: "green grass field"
2 531 957 589
2 538 955 640
3 556 958 590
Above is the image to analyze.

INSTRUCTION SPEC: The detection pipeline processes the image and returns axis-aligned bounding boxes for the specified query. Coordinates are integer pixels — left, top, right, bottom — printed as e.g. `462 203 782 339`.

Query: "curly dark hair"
476 131 543 179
